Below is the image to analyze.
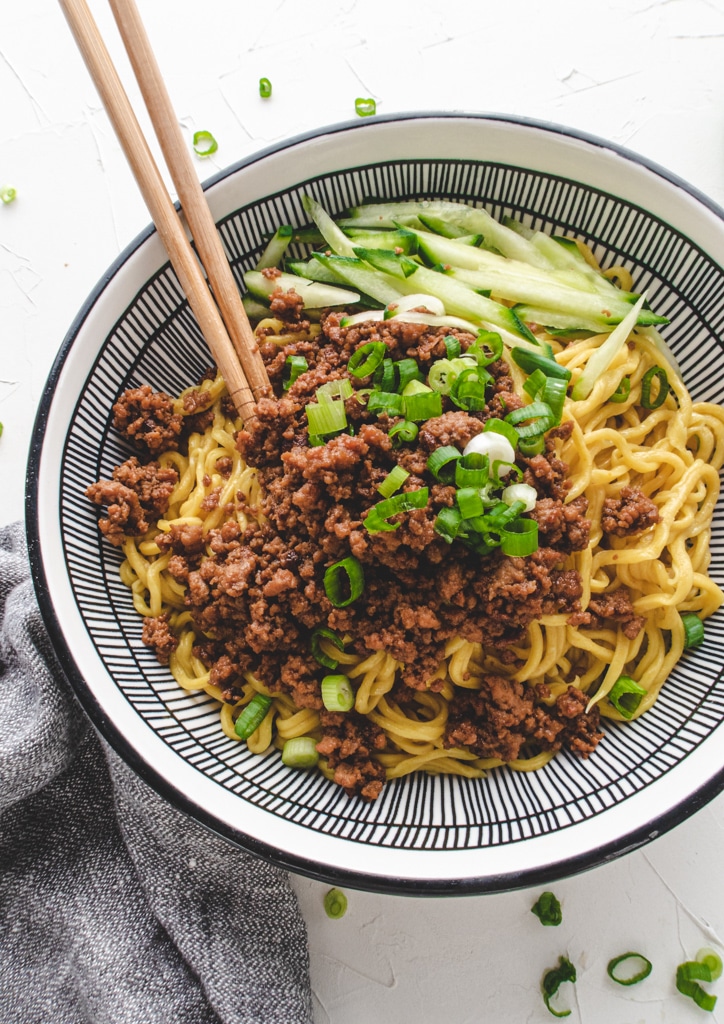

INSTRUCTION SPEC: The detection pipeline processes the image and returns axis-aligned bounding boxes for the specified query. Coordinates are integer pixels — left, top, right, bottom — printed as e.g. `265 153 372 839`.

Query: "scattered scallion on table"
259 77 272 98
323 887 348 919
192 130 218 157
0 185 16 204
354 97 376 117
531 891 562 927
606 952 652 986
541 956 576 1018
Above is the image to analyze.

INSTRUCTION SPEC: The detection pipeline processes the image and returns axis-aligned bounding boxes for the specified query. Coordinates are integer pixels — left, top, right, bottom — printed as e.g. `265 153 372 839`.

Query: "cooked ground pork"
601 486 660 536
92 310 610 798
85 457 178 545
112 384 184 455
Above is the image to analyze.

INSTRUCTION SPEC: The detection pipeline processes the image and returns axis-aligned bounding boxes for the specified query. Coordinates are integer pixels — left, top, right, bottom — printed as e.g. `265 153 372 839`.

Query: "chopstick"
57 0 270 423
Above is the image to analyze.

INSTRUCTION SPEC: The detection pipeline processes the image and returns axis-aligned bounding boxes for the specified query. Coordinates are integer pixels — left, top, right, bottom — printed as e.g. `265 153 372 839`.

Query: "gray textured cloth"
0 522 313 1024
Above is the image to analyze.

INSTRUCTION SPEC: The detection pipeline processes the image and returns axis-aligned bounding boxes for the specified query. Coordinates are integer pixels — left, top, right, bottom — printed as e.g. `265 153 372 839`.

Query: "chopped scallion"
282 736 319 767
681 612 705 649
259 77 272 98
607 952 653 986
511 346 572 381
377 465 410 498
500 518 538 556
310 626 345 669
364 488 429 534
348 341 386 378
403 389 442 421
541 956 576 1018
389 419 418 446
321 674 355 712
192 130 218 157
0 185 17 204
608 674 646 719
283 354 308 390
641 366 670 409
323 556 365 607
355 97 376 117
323 887 348 918
426 445 462 482
306 395 348 437
444 335 461 359
697 949 723 981
367 391 405 417
234 693 272 740
609 377 631 404
531 891 562 927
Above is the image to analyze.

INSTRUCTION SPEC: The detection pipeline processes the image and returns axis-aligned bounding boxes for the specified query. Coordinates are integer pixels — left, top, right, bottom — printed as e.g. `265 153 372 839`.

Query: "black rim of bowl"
25 110 724 895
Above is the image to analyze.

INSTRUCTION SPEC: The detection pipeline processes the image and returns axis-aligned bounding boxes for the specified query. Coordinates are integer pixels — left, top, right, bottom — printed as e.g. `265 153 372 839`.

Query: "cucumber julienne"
242 194 673 385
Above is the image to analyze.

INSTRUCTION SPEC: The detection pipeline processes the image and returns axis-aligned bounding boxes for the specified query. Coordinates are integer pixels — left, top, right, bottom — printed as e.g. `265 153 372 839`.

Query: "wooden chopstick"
106 0 271 405
57 0 267 423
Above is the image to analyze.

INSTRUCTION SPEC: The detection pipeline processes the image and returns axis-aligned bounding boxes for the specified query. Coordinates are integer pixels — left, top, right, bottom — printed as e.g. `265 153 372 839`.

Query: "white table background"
4 1 724 1021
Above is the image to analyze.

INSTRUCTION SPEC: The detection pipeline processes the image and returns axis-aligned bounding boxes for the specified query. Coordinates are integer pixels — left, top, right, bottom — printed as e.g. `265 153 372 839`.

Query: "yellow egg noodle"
115 301 724 787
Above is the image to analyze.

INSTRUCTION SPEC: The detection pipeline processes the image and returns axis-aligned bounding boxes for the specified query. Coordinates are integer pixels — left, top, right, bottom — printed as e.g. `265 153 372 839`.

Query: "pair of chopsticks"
58 0 271 423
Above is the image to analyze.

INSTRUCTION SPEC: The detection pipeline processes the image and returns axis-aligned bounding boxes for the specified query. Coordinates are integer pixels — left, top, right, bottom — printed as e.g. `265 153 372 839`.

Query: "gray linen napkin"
0 522 313 1024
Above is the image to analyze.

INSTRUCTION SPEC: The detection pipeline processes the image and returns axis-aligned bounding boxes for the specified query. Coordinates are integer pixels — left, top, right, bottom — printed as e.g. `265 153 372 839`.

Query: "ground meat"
112 384 183 455
85 457 178 545
530 495 591 553
584 588 646 639
601 486 660 536
316 711 387 800
269 285 305 321
142 613 178 664
444 679 601 761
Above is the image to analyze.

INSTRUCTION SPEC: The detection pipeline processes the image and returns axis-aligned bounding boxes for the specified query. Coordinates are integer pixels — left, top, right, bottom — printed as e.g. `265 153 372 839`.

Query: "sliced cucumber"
243 269 360 309
345 227 418 254
312 254 404 306
302 195 357 257
571 296 646 400
352 247 419 280
256 224 293 270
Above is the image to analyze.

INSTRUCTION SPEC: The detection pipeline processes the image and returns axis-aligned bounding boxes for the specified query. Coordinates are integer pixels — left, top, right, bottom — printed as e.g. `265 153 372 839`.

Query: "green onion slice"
310 626 345 669
368 391 405 417
377 465 410 498
0 185 17 204
323 556 365 607
531 891 563 927
524 368 548 400
281 736 319 767
323 887 348 918
609 674 647 719
373 357 396 392
500 518 538 557
234 693 273 740
542 957 576 1018
404 389 442 422
641 365 670 409
607 952 653 986
697 949 723 981
434 506 463 543
484 417 519 448
355 97 376 117
348 341 386 378
396 358 425 391
677 961 718 1012
505 400 556 438
444 335 461 359
364 487 429 534
259 77 272 98
450 366 489 411
428 358 459 394
321 674 355 712
283 354 308 390
518 434 546 456
454 452 489 489
426 445 462 482
389 419 418 447
682 612 705 649
468 330 504 366
306 396 348 437
192 130 218 157
456 487 486 520
609 377 631 404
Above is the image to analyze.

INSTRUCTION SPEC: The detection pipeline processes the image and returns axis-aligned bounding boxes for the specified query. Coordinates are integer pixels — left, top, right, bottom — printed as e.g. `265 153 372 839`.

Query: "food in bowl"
84 196 724 803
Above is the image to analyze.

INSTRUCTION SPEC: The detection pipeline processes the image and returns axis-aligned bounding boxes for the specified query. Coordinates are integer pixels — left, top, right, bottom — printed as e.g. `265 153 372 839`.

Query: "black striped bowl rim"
27 113 724 894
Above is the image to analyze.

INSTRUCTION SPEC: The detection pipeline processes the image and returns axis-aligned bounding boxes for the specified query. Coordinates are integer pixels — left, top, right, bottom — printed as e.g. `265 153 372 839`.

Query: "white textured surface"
3 1 724 1020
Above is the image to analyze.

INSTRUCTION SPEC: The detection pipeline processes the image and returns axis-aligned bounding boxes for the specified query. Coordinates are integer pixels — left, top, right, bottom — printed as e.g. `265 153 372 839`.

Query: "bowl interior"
30 114 724 893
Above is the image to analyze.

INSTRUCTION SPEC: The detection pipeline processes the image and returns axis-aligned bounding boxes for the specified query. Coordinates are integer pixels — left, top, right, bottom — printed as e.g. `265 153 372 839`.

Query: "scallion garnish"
518 434 546 456
677 960 718 1012
449 366 489 411
259 77 272 98
364 488 429 534
454 452 489 489
444 335 461 359
403 388 442 421
483 417 519 448
0 185 17 204
511 346 572 381
531 891 563 927
323 887 348 919
456 487 486 520
428 358 459 394
434 506 463 543
609 377 631 404
681 612 705 649
426 445 462 482
306 393 349 437
234 693 273 740
373 357 396 392
348 341 386 378
283 354 308 391
388 419 418 447
505 400 556 438
321 674 355 712
323 556 365 607
395 358 425 392
500 518 538 557
608 675 647 719
192 130 218 157
641 365 670 409
367 390 405 417
281 736 319 767
310 626 345 669
607 952 652 986
317 378 354 402
355 97 376 117
467 330 504 366
697 949 723 981
541 956 576 1018
377 465 410 498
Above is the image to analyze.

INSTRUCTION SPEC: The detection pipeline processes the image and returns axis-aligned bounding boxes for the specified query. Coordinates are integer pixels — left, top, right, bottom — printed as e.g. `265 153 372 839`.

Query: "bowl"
27 112 724 895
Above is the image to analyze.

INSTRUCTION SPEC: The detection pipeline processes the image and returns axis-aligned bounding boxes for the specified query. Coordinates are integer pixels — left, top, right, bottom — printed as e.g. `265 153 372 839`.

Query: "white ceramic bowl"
28 112 724 894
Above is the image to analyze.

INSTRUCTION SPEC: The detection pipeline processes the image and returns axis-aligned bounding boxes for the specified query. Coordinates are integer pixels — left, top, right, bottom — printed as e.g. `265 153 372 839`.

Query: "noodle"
92 248 724 799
